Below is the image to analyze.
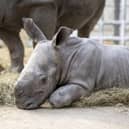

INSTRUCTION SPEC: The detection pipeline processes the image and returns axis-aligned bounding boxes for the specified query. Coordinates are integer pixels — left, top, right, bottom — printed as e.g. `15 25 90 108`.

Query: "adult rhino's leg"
78 3 105 38
78 25 91 38
78 17 100 37
49 84 90 108
0 30 24 72
29 5 57 40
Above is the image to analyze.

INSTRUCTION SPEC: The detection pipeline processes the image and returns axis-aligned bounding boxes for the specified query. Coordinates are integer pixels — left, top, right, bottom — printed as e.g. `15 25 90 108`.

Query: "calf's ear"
52 26 73 47
22 18 47 48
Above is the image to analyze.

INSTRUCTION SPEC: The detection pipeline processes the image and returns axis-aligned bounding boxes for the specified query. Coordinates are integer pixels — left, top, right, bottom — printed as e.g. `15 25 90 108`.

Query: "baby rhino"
15 18 129 110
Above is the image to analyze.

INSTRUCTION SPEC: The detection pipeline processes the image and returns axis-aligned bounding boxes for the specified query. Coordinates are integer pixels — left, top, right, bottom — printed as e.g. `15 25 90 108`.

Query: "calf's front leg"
49 84 89 108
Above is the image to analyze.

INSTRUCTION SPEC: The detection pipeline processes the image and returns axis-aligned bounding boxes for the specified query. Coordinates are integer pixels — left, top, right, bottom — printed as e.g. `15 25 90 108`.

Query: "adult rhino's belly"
96 46 129 89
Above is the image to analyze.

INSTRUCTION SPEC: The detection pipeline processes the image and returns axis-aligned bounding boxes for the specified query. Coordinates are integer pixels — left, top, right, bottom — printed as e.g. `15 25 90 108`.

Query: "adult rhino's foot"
9 64 24 73
10 54 24 73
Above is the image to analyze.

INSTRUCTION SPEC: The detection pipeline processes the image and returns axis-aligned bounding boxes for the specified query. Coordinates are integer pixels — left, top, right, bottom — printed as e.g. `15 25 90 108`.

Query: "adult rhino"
0 0 105 72
15 18 129 110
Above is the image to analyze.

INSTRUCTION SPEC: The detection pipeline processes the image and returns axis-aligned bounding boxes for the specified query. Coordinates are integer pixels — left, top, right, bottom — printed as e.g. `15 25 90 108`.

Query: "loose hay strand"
0 72 18 105
73 88 129 107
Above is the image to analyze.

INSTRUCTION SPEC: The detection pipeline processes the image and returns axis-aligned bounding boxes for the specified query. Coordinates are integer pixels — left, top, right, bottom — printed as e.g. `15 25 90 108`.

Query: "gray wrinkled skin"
0 0 105 72
15 19 129 110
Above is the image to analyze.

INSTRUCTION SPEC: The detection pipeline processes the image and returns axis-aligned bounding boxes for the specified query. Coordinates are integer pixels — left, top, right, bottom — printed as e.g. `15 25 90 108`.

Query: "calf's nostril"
15 86 24 97
19 89 24 95
25 102 33 107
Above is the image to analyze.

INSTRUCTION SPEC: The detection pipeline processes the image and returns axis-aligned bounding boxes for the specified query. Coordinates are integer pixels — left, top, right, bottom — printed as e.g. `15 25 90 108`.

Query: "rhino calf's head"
15 18 73 110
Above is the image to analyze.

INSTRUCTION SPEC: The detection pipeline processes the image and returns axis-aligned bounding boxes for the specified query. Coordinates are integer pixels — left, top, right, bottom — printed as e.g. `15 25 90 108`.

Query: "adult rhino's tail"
23 18 47 45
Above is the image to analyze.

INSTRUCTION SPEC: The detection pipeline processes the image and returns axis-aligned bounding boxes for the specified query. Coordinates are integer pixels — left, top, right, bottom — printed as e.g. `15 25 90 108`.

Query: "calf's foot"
49 84 87 108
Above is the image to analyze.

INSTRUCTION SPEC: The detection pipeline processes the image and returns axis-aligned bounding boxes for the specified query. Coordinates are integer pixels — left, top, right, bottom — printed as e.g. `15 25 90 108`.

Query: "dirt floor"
0 106 129 129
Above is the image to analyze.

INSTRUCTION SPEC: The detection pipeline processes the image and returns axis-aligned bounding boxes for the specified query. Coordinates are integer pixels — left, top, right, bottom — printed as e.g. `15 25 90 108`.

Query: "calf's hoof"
49 93 72 108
